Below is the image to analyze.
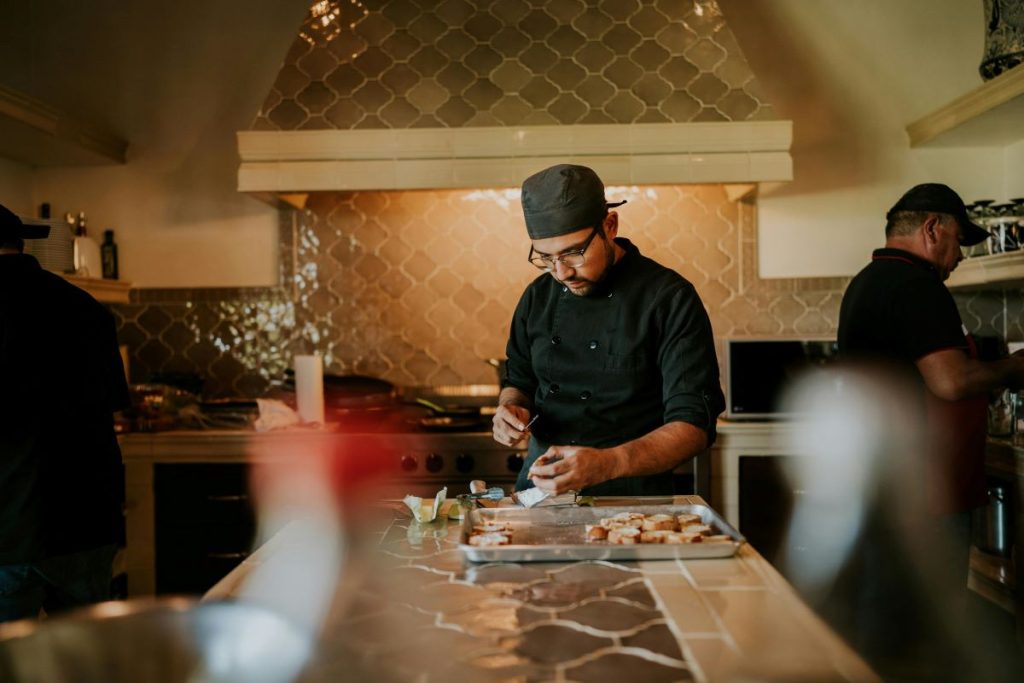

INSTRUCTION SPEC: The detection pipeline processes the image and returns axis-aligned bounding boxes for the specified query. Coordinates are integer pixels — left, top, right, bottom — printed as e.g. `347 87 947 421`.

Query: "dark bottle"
101 229 119 280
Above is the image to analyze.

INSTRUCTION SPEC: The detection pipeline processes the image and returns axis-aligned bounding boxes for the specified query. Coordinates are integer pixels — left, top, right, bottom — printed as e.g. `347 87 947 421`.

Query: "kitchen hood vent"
238 120 790 195
238 0 791 196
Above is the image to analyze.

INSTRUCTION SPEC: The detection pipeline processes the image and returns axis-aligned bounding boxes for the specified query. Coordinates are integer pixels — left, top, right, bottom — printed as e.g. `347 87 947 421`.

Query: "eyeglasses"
528 226 600 271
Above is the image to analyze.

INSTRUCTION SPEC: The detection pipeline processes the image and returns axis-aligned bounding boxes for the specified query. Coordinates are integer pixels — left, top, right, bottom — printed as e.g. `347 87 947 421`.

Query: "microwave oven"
725 338 839 420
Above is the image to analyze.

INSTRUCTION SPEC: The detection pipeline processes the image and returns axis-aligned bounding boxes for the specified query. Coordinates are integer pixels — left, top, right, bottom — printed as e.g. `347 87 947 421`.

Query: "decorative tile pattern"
110 188 1014 397
315 509 696 682
252 0 775 131
111 186 845 396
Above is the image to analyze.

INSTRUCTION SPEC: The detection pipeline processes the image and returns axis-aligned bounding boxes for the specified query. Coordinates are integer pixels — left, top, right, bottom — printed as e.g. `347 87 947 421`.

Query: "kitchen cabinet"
906 65 1024 148
153 463 255 595
709 421 809 577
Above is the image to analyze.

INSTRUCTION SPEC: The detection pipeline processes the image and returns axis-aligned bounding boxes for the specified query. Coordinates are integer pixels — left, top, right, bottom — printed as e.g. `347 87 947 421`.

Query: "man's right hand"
492 404 532 446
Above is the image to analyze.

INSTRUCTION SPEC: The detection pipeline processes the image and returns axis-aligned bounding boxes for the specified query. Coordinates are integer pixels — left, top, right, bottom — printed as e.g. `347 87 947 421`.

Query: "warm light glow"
298 0 367 47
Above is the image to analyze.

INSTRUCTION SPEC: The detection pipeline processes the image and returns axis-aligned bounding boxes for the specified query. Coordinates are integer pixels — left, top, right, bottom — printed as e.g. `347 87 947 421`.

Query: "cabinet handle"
205 494 249 502
207 551 249 560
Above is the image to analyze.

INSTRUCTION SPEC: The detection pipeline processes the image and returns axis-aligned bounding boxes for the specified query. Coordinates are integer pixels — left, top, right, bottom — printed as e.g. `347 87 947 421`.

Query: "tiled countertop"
209 496 877 682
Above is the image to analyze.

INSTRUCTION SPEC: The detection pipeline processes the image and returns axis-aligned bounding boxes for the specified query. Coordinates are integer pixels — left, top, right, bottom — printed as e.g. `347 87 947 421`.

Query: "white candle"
294 354 325 425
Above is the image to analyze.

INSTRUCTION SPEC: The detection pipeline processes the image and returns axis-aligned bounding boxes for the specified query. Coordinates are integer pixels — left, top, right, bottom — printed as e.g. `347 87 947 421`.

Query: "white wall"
1006 140 1024 199
722 0 1012 278
0 158 33 215
0 0 308 287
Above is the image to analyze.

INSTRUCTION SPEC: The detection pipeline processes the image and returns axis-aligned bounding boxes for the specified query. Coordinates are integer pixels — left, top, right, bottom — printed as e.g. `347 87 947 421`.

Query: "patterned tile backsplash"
113 185 854 397
252 0 775 131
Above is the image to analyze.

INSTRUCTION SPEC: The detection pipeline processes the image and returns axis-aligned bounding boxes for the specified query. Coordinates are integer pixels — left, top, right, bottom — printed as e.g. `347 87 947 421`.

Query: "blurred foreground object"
781 368 1022 682
0 598 311 683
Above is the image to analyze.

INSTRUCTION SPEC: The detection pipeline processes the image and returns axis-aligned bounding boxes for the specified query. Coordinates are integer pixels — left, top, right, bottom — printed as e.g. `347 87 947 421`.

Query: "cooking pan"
407 398 486 431
284 371 397 409
411 397 479 418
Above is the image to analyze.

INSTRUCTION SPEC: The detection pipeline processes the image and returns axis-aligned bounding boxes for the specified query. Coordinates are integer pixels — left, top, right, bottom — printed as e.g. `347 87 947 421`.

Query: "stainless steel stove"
334 385 699 498
360 431 527 498
337 385 523 497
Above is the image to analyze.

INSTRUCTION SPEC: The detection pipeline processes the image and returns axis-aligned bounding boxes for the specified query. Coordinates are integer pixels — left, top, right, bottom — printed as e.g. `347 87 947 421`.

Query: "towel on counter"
253 398 301 432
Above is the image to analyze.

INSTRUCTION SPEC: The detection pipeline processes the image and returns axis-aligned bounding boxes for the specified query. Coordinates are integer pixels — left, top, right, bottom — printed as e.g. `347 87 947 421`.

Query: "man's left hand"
527 445 622 495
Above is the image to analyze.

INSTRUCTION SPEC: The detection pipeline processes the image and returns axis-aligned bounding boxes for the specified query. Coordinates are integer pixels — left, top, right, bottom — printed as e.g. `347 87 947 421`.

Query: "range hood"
237 120 792 198
236 0 792 200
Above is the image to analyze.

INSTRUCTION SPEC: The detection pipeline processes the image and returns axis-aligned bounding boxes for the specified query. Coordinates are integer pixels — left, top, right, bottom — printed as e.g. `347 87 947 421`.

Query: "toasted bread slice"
641 514 677 532
640 530 672 544
680 523 713 536
600 515 644 529
468 532 510 547
585 524 609 541
607 526 641 544
676 513 702 527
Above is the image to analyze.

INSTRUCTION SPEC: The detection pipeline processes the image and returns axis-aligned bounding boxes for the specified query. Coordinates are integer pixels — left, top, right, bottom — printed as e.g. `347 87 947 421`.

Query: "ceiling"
0 0 310 163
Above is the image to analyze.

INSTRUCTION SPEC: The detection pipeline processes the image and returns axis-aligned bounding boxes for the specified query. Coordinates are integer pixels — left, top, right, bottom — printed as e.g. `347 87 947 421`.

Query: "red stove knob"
455 453 474 473
400 454 418 472
425 453 444 473
506 452 524 473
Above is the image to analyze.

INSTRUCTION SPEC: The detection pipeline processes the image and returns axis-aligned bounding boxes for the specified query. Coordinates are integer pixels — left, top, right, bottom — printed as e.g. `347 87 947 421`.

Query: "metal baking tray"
459 504 745 562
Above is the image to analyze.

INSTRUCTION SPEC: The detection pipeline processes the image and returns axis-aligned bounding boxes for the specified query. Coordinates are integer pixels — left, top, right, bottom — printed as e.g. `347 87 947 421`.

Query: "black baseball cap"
886 183 989 246
520 164 626 239
0 203 50 240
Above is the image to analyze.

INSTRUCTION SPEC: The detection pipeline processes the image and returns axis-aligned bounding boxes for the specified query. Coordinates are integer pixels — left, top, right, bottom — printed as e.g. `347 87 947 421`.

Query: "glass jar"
988 388 1016 436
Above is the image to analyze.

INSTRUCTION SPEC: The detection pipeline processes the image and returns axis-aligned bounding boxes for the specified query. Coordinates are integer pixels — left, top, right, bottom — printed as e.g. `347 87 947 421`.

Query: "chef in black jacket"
0 204 129 622
492 164 724 497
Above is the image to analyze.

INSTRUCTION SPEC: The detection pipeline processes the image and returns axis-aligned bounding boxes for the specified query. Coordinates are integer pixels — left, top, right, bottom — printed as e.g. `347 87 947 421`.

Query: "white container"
293 354 324 425
73 236 102 278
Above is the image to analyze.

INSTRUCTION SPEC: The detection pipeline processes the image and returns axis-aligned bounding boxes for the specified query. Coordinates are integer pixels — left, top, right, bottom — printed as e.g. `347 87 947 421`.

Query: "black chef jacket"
504 238 724 496
1 254 129 563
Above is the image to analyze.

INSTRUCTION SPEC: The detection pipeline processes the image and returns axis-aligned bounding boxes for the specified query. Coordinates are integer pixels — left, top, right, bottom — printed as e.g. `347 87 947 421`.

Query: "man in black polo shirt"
837 183 1024 677
491 164 724 497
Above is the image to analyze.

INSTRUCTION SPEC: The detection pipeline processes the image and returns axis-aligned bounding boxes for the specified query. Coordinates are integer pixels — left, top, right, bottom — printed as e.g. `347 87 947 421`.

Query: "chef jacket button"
588 340 598 350
548 384 560 394
579 390 591 400
551 335 561 345
569 439 577 445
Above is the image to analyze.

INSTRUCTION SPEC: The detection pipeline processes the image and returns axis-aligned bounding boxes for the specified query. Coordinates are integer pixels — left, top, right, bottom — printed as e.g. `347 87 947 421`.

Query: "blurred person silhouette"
0 204 129 622
827 184 1024 679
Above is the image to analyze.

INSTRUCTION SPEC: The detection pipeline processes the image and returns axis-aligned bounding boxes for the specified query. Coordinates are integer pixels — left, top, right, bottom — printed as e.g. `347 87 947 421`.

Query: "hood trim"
237 121 791 193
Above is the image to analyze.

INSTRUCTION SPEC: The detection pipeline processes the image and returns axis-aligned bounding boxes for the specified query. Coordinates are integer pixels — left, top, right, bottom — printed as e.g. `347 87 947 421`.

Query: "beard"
557 238 616 297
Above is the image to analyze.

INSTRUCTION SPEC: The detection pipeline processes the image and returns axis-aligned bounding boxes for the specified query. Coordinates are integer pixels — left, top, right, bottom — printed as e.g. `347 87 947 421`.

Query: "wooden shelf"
906 65 1024 147
946 250 1024 290
62 274 132 303
0 85 127 166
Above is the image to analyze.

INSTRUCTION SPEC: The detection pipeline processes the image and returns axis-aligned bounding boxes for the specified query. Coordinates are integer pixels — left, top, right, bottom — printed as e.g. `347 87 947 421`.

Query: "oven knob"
507 452 524 473
425 453 444 473
455 453 474 473
400 454 418 472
